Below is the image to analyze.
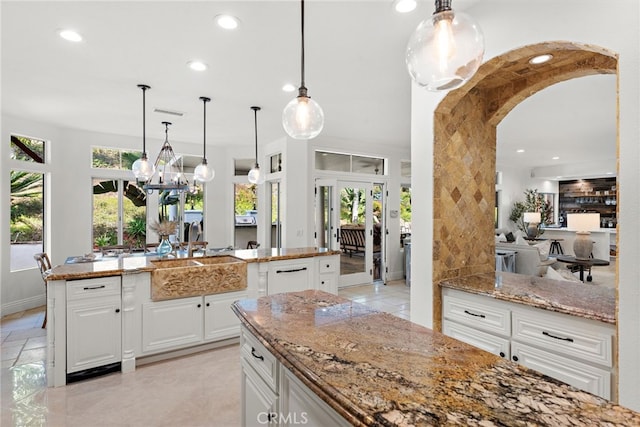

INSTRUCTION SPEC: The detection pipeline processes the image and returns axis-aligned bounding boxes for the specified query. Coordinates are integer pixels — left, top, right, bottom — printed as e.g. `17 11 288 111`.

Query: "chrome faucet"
187 221 202 257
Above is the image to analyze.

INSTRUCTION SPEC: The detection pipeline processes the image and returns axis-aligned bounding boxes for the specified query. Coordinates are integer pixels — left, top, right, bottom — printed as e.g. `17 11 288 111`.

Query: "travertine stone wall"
432 42 617 330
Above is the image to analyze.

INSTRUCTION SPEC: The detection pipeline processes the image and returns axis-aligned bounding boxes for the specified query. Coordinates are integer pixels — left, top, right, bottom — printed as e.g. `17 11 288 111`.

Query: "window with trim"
315 150 385 175
92 178 147 250
9 135 46 271
92 147 142 170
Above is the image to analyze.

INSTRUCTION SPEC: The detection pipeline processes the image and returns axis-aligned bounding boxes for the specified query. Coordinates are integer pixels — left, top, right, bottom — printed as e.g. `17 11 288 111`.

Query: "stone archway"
432 42 618 329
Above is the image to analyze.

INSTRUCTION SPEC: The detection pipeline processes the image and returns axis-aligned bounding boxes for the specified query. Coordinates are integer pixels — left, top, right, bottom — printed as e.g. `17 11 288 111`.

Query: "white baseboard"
1 294 46 318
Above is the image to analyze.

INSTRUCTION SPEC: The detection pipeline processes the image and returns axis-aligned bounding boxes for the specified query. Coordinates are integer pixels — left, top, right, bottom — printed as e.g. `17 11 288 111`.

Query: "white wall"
410 0 640 410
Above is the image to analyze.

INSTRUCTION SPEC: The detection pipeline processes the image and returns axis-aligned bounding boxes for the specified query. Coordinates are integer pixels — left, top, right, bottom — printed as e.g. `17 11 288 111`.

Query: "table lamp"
523 212 541 238
567 213 600 260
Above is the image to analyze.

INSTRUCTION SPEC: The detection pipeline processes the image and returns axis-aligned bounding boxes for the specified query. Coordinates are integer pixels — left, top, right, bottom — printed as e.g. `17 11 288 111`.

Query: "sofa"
496 242 555 277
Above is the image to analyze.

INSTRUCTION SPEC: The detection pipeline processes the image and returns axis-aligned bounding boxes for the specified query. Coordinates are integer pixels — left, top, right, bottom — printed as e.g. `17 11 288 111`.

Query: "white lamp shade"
406 10 484 91
567 213 600 232
194 161 215 182
523 212 541 223
282 95 324 139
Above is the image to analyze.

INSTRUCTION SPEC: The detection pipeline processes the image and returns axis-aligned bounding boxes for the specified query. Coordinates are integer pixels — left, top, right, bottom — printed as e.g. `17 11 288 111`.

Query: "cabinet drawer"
267 259 313 295
241 328 278 392
511 341 611 400
442 289 511 337
317 257 337 274
443 320 510 359
512 307 613 368
67 276 121 301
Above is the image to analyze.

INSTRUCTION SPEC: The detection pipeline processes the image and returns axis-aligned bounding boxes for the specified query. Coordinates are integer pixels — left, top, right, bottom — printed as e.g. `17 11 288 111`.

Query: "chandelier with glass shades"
132 85 217 193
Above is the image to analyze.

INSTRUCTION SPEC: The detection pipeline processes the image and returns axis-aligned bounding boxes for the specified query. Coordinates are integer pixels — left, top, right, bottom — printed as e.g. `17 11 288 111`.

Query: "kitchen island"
46 247 339 387
232 290 640 426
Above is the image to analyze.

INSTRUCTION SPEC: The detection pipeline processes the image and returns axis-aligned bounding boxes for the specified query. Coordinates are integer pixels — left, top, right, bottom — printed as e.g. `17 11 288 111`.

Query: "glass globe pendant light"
193 96 215 183
132 84 155 180
248 106 265 185
282 0 324 139
406 0 484 91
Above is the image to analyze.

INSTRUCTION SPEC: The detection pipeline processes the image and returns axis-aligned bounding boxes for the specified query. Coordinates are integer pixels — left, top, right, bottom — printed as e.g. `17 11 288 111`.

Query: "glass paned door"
337 181 373 287
372 183 385 284
315 179 384 287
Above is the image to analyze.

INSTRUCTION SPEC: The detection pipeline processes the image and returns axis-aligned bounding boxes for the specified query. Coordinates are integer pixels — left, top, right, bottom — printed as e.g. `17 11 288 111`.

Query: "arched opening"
431 42 618 329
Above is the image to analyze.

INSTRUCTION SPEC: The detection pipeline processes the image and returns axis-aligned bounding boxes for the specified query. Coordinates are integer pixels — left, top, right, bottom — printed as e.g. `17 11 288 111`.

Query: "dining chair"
247 241 260 249
33 252 52 328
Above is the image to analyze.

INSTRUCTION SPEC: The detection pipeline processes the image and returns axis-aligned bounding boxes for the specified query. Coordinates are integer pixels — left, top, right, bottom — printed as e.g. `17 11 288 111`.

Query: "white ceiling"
1 1 616 176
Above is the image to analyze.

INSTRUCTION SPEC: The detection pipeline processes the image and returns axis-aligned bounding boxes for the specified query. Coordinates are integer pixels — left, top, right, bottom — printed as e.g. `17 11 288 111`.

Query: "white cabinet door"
268 259 314 295
511 341 611 400
280 367 351 427
443 320 510 359
242 360 279 427
142 296 203 354
67 296 122 373
66 276 122 374
204 291 247 342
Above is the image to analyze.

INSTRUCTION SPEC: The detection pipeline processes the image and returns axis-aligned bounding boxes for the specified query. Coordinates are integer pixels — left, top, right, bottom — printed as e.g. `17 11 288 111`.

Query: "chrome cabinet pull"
542 331 574 342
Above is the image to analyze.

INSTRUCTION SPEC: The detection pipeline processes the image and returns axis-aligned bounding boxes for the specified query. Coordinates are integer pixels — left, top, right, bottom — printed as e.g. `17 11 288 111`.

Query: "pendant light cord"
138 84 150 155
203 99 207 160
251 106 261 165
199 97 211 162
300 0 306 90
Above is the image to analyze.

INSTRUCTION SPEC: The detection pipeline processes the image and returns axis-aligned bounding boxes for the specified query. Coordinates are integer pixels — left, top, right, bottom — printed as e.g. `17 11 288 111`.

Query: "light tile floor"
1 282 409 426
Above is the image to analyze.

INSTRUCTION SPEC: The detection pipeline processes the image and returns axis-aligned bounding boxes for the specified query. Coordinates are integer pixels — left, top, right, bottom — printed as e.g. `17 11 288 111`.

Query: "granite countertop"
440 272 615 324
232 290 639 426
47 247 339 281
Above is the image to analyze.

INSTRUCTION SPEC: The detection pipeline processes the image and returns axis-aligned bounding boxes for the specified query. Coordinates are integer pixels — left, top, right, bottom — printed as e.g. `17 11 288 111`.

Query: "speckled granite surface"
440 272 615 324
47 247 338 281
233 290 639 426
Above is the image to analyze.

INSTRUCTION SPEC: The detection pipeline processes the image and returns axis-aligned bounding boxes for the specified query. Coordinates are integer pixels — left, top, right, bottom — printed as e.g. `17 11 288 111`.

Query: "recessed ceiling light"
282 83 296 93
516 149 525 153
529 54 553 65
552 156 560 160
215 14 240 30
393 0 417 13
187 61 208 71
58 29 82 42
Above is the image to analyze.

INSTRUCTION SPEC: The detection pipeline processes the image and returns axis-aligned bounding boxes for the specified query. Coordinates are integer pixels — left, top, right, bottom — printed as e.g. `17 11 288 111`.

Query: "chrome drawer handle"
251 347 264 361
542 331 574 342
83 285 106 290
276 267 307 274
463 309 486 319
